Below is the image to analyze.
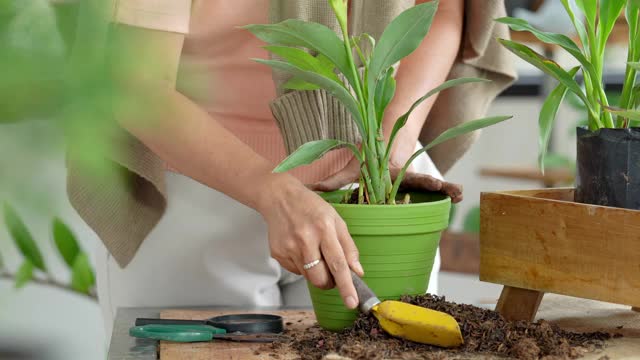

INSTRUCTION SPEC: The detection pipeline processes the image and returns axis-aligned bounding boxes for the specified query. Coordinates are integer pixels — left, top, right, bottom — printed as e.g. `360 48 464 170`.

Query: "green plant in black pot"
498 0 640 210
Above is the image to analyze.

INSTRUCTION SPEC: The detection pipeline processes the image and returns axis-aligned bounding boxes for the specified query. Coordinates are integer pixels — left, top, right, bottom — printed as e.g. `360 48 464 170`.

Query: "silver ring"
303 259 321 270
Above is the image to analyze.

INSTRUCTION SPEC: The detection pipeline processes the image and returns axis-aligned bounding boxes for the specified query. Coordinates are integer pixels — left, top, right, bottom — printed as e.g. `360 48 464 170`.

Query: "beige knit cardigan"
67 0 517 267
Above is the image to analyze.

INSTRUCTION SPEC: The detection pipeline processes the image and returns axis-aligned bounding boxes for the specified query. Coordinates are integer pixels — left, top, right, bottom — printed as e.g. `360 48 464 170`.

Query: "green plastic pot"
310 191 451 331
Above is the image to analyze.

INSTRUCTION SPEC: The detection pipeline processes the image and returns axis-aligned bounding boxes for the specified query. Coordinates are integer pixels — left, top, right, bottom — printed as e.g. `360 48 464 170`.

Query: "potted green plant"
245 0 512 330
497 0 640 210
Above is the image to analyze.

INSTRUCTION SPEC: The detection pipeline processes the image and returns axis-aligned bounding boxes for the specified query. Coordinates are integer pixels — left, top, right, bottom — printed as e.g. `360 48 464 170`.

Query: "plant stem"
587 24 615 128
360 164 377 204
619 59 637 128
0 270 97 301
337 20 366 114
363 142 381 203
358 175 364 204
389 145 431 201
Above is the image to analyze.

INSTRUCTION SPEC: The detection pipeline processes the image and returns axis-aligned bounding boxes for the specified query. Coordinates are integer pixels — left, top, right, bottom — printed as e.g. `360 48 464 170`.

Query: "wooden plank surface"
160 309 316 360
480 188 640 308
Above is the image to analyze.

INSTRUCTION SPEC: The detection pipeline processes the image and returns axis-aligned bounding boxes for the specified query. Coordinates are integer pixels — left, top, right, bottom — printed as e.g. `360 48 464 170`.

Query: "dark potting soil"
264 294 611 360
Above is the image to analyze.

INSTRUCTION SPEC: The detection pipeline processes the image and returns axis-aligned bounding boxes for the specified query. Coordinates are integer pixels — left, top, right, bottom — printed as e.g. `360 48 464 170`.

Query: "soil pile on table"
276 294 612 360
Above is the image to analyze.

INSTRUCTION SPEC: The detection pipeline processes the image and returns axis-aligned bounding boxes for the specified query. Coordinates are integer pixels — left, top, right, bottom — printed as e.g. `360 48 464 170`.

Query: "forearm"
118 88 291 213
382 0 464 164
110 25 295 213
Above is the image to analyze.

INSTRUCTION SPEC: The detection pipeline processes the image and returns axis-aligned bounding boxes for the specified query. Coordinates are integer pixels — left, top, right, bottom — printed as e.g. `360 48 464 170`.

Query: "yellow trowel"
351 272 464 348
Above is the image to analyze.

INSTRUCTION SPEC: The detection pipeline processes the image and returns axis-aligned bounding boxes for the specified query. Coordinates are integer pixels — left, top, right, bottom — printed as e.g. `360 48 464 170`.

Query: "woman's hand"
309 155 463 203
257 173 364 309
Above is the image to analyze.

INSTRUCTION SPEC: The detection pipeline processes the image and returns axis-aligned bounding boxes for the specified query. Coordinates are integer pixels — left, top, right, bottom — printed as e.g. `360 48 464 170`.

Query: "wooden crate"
479 188 640 321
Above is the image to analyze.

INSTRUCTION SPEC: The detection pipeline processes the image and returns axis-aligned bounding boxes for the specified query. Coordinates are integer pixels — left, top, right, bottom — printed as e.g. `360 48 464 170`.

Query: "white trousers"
95 143 442 342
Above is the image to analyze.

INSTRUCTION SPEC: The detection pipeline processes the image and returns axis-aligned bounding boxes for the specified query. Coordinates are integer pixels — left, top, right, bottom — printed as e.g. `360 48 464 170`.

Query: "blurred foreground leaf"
3 203 46 271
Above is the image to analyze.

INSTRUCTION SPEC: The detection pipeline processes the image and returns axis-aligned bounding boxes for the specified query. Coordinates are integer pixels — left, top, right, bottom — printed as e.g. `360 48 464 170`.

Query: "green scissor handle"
129 324 227 343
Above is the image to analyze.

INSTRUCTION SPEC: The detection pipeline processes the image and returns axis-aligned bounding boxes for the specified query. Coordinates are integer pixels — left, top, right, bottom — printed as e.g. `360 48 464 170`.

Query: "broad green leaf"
3 203 46 271
52 218 80 268
423 115 513 151
560 0 588 49
498 39 588 106
15 260 34 289
368 1 437 90
283 77 321 91
316 53 336 71
390 115 513 199
539 67 580 173
374 67 396 125
385 77 490 161
263 46 341 83
496 17 591 72
273 139 361 173
71 252 95 294
243 20 358 91
463 207 481 234
253 59 365 134
575 0 597 29
599 0 626 51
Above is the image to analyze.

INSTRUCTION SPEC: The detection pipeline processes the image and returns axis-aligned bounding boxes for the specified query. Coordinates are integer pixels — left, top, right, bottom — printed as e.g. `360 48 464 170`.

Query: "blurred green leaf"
448 204 457 226
543 153 576 171
71 252 95 294
3 203 46 271
53 218 80 268
463 206 481 234
15 260 34 289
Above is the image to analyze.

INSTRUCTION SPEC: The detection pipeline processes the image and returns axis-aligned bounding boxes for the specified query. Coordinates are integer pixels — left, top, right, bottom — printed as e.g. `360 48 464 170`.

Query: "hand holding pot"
257 174 365 309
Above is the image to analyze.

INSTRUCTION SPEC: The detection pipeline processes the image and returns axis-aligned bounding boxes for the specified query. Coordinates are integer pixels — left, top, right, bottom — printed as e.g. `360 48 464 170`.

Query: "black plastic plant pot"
575 127 640 210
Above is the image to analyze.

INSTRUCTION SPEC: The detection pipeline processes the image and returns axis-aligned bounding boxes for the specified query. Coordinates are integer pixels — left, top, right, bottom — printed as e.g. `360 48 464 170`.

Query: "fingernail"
346 296 358 309
354 261 364 275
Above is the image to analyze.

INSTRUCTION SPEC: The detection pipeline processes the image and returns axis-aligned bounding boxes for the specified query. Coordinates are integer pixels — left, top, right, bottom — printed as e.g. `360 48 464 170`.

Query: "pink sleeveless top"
113 0 352 184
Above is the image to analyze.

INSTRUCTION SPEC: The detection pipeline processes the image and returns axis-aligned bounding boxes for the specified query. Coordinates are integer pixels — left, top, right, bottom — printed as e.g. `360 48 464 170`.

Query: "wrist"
253 172 302 216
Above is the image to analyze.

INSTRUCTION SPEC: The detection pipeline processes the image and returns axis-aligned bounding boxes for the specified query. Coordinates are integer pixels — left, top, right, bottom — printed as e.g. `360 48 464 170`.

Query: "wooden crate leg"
495 286 544 322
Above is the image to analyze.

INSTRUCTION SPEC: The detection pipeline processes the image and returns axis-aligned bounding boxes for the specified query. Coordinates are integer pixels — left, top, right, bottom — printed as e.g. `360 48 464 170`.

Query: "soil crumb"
271 294 611 360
